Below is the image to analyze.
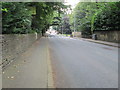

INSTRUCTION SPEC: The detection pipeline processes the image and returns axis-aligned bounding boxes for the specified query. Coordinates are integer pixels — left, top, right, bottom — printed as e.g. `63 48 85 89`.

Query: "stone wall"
1 34 41 69
72 32 82 37
93 30 120 43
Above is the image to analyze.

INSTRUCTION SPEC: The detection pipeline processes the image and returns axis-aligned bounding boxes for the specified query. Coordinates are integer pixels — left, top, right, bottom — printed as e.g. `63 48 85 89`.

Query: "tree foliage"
2 2 67 34
59 15 71 34
94 2 120 31
2 2 32 34
70 2 120 36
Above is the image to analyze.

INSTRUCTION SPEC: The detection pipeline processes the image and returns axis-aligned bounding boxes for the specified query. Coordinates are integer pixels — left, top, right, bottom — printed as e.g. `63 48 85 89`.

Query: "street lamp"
73 3 78 37
73 12 76 37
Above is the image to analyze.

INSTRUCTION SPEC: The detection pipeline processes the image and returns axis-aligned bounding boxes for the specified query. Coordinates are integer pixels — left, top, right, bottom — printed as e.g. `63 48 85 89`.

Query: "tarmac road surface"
48 35 118 88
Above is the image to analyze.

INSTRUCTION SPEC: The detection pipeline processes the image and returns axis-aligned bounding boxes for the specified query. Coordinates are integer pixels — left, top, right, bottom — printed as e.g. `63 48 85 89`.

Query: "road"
2 35 118 88
48 35 118 88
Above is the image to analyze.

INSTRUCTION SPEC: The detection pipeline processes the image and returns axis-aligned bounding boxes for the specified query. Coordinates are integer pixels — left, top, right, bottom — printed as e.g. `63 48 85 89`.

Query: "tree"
60 15 71 34
94 2 120 31
69 2 120 37
2 2 68 34
2 2 32 34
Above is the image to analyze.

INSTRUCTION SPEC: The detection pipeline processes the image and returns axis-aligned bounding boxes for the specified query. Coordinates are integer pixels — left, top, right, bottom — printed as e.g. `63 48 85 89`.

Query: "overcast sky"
64 0 80 9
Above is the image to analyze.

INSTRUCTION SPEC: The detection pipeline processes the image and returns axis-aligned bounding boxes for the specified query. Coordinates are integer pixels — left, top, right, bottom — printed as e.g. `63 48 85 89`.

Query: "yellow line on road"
46 37 55 88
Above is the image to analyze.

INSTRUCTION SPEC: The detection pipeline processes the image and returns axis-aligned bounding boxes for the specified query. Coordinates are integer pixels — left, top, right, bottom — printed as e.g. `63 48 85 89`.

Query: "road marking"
46 38 55 88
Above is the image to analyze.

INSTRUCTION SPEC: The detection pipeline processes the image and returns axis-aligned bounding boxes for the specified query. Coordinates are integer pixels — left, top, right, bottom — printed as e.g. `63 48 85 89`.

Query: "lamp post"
73 3 78 37
73 12 76 37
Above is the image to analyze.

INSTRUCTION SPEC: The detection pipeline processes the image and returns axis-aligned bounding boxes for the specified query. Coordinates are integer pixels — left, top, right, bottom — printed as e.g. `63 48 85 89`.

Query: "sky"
64 0 80 9
63 0 80 14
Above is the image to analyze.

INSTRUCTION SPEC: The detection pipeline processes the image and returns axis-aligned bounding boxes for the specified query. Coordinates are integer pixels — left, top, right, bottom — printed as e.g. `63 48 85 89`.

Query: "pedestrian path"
2 37 53 88
80 38 119 48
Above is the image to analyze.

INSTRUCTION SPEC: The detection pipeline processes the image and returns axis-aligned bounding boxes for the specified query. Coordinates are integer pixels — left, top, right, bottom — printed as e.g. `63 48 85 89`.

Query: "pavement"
48 35 118 88
73 37 119 48
0 35 2 90
0 60 1 89
2 37 54 88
